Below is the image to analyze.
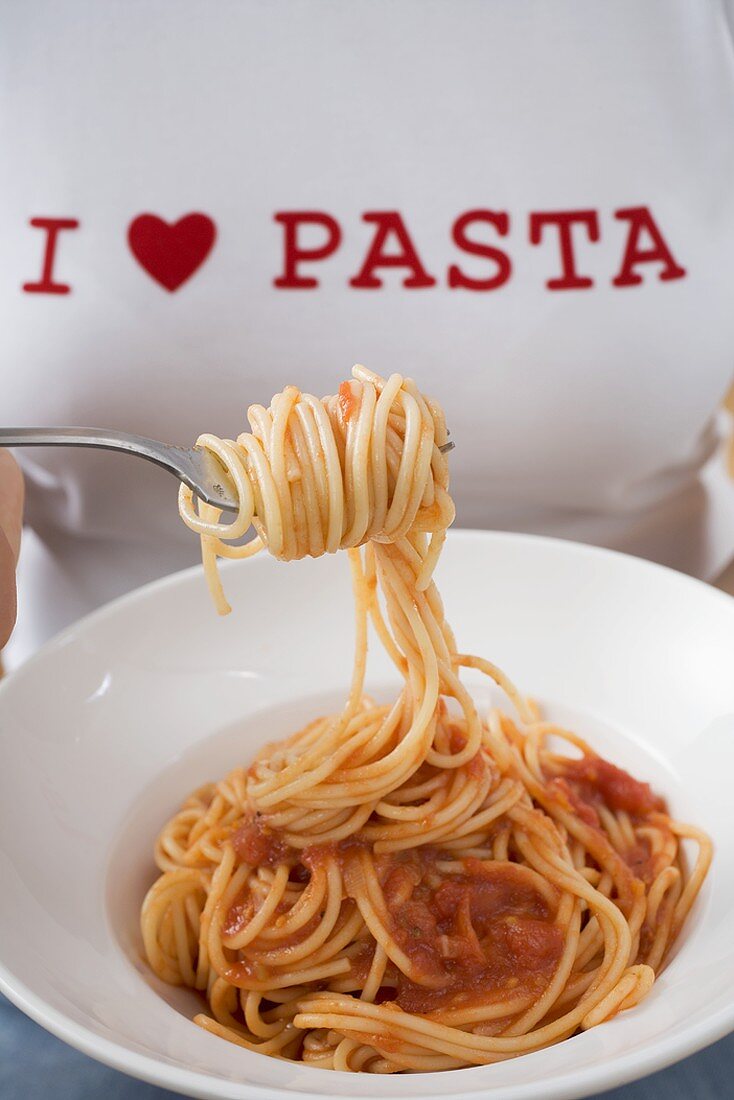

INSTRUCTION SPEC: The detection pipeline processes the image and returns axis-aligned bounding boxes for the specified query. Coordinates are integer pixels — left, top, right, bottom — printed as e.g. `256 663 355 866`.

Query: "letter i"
22 217 80 294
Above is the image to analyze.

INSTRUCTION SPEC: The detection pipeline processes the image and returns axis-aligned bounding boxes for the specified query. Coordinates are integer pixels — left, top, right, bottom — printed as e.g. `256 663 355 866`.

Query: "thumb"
0 451 24 649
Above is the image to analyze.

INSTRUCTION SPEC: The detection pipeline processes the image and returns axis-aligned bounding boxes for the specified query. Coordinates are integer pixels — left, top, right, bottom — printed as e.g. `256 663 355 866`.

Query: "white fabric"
2 0 734 667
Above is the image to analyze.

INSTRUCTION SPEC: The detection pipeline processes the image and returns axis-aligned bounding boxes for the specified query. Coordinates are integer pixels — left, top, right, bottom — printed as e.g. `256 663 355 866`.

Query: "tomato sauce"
546 776 602 829
223 894 255 937
371 851 563 1013
547 752 669 885
555 753 665 819
227 818 564 1013
624 838 657 885
231 816 291 867
338 380 360 425
223 959 256 985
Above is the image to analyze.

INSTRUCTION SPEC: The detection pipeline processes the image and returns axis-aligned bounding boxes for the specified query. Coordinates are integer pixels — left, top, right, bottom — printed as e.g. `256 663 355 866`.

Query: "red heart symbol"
127 212 216 291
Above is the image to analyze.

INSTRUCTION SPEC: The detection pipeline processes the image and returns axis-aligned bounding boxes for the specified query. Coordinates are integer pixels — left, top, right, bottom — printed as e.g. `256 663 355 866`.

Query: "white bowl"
1 531 734 1100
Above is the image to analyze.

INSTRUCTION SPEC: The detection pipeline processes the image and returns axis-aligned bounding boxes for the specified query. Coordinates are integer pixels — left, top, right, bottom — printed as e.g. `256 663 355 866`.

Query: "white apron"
2 0 734 667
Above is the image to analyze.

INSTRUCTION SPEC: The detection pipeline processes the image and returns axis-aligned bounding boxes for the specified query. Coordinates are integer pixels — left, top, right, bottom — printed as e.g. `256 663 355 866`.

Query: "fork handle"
0 427 183 477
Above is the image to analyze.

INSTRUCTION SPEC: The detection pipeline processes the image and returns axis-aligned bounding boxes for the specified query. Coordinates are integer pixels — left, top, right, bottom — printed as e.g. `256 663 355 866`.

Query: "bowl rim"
1 528 734 1100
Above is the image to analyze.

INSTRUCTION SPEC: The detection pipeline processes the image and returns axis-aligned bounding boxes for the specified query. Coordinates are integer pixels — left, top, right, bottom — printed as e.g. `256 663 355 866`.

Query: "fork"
0 428 454 515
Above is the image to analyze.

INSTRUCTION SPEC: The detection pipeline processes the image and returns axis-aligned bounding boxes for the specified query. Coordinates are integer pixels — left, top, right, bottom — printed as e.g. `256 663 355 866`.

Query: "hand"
0 450 24 649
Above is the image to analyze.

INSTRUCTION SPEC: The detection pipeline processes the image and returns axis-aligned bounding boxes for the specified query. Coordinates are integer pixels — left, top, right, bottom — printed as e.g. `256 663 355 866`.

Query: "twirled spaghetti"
142 366 711 1072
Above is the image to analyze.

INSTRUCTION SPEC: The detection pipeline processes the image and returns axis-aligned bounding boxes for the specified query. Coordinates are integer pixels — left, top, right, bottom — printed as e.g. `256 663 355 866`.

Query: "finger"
0 449 24 561
0 451 23 649
0 528 17 648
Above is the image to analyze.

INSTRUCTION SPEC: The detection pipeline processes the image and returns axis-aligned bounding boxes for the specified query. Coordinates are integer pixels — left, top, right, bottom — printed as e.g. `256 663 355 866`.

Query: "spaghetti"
142 366 711 1072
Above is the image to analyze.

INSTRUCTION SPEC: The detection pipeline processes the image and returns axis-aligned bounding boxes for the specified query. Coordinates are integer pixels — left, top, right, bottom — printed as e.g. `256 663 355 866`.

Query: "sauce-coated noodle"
142 367 711 1072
